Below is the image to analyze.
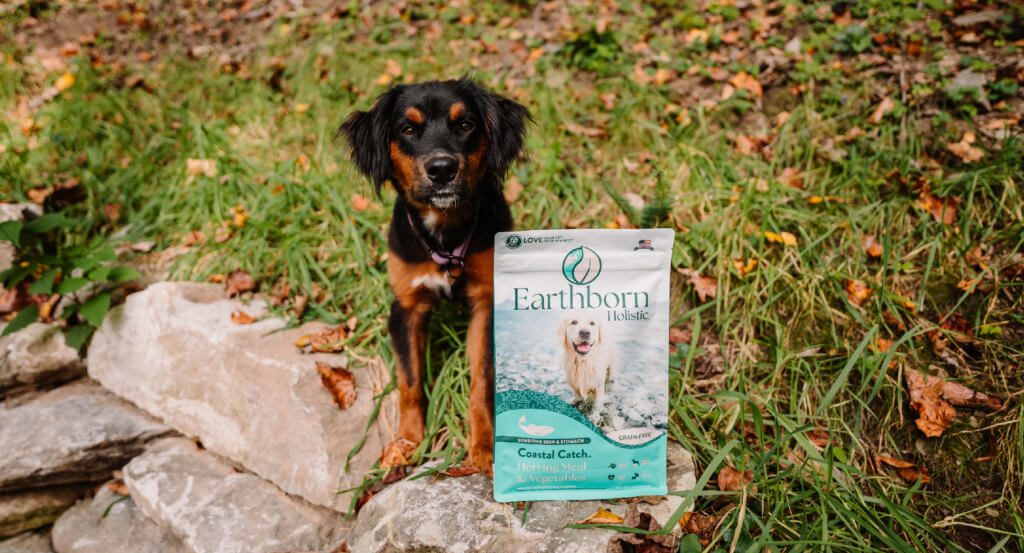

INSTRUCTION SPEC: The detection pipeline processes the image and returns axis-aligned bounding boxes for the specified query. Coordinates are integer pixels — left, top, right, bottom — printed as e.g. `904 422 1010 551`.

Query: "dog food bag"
493 228 674 501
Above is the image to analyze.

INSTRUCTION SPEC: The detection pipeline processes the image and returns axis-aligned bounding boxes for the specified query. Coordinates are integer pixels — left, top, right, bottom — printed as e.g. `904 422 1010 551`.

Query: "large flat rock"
0 531 53 553
87 282 391 512
1 323 86 399
350 442 696 553
123 438 349 553
0 381 173 492
51 485 189 553
0 485 91 538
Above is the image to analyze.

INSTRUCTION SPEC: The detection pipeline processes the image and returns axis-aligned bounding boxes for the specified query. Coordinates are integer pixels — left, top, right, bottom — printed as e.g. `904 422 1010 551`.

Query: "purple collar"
406 210 475 278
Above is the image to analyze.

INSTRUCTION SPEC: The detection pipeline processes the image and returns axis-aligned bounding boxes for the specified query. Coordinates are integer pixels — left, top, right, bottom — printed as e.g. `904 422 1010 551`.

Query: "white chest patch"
422 211 439 234
411 272 452 296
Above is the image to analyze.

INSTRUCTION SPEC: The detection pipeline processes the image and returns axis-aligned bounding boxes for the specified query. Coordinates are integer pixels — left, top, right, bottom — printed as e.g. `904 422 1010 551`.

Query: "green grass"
2 1 1023 551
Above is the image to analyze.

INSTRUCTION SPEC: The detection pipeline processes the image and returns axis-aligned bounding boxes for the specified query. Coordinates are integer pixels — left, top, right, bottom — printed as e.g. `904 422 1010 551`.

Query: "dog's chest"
411 271 453 298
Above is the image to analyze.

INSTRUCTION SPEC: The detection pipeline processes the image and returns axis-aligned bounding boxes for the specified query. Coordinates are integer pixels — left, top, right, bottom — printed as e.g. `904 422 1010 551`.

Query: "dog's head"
340 78 530 208
559 313 603 356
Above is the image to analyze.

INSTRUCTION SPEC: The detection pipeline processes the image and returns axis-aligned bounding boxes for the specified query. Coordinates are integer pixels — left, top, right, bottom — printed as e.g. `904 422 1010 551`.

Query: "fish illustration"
518 415 555 436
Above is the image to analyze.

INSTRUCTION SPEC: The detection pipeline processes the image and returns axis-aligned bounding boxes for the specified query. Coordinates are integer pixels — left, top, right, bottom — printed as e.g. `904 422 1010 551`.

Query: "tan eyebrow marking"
449 102 465 120
405 107 424 124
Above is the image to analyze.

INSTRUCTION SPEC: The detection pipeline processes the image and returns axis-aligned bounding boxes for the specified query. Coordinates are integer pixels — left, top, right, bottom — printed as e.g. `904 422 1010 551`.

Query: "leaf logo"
562 246 601 285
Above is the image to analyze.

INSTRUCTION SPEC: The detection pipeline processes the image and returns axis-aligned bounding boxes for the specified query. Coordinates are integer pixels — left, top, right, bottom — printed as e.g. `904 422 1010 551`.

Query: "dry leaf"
185 158 217 177
877 455 930 483
298 325 348 353
231 310 256 324
764 231 797 246
27 187 50 205
679 511 721 547
669 327 692 345
729 71 763 98
807 429 832 448
565 122 607 138
941 379 1002 411
906 368 956 437
55 72 75 91
677 268 717 302
104 480 130 495
867 96 895 125
442 466 479 478
777 167 804 189
224 270 255 297
917 190 958 225
862 235 883 258
575 507 624 525
316 361 356 410
380 438 417 470
947 139 984 163
733 258 757 276
845 279 872 306
104 203 121 221
600 92 617 110
350 194 372 211
717 466 753 491
182 230 206 246
607 503 675 553
385 58 402 77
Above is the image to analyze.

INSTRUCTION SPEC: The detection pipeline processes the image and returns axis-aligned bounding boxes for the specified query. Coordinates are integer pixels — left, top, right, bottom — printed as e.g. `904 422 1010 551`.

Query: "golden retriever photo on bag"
558 311 617 415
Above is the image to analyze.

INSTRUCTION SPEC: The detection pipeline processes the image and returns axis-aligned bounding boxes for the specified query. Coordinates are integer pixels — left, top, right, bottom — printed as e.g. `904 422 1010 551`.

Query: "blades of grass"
814 326 876 418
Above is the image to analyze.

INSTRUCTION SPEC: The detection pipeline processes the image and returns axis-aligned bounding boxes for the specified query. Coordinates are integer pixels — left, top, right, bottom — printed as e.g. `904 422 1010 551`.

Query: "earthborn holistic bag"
493 228 674 501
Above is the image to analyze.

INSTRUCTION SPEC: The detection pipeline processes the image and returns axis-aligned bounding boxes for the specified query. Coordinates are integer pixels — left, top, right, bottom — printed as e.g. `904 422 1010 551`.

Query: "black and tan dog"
341 78 529 476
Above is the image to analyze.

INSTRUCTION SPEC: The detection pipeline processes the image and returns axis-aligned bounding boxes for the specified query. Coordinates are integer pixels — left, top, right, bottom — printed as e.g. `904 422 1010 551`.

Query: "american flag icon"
634 239 654 251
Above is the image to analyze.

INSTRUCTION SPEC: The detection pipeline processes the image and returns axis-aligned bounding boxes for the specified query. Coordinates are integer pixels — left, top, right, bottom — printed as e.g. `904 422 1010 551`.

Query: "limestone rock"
88 282 392 511
350 442 696 553
0 203 42 274
0 485 91 538
0 531 53 553
0 323 86 399
51 485 189 553
0 381 173 491
123 438 348 553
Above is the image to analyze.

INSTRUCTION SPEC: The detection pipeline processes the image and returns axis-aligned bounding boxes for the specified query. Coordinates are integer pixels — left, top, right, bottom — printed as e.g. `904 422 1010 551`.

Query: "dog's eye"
401 125 416 137
571 320 577 325
459 120 474 133
589 321 595 325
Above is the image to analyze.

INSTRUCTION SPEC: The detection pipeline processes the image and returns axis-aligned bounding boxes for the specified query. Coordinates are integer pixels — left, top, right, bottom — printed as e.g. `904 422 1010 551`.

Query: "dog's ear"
462 78 531 180
557 318 571 350
339 86 403 197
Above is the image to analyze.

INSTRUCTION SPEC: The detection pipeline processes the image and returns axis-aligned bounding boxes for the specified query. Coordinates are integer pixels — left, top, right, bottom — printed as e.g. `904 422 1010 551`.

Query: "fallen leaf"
607 503 675 553
845 279 872 306
315 361 356 410
27 187 50 205
946 139 984 164
867 96 895 125
380 438 418 470
600 92 616 110
941 379 1002 411
717 466 753 491
679 511 721 547
862 235 883 258
224 270 255 297
385 58 402 77
182 230 206 246
777 167 803 189
231 310 256 324
565 122 607 138
298 325 348 353
917 190 958 225
442 466 479 478
676 268 717 302
729 71 763 98
185 158 217 177
55 72 75 91
906 368 956 437
103 203 121 221
877 455 929 483
669 326 692 345
733 258 757 276
350 194 372 211
807 429 832 448
575 507 624 525
104 480 130 495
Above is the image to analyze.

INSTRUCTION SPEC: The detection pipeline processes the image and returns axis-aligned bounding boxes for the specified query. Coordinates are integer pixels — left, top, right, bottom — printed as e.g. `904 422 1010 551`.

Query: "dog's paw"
468 447 494 478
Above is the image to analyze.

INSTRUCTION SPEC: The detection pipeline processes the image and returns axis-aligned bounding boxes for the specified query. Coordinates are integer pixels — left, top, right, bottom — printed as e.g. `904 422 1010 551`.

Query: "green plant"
0 212 140 347
987 79 1020 103
833 24 873 54
560 27 624 76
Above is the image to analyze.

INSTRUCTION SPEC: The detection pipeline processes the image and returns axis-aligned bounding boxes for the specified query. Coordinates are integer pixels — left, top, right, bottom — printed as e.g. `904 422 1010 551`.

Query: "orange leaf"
315 361 356 410
729 71 763 98
807 429 832 448
677 268 717 302
575 507 625 525
565 122 607 138
906 369 956 437
104 480 130 495
717 466 753 491
862 235 883 258
224 270 255 297
380 438 417 470
777 167 803 189
733 258 757 276
947 140 984 163
867 96 895 125
230 310 256 324
442 466 480 478
917 191 958 225
297 325 348 353
845 279 871 306
350 194 372 211
877 455 930 483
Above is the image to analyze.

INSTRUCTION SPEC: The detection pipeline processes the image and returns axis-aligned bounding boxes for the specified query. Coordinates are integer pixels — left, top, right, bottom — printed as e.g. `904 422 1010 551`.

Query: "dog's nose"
578 329 590 340
426 156 458 184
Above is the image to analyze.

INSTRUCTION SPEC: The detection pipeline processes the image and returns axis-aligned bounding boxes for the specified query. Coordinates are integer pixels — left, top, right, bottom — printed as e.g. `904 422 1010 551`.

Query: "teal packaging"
493 228 674 501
